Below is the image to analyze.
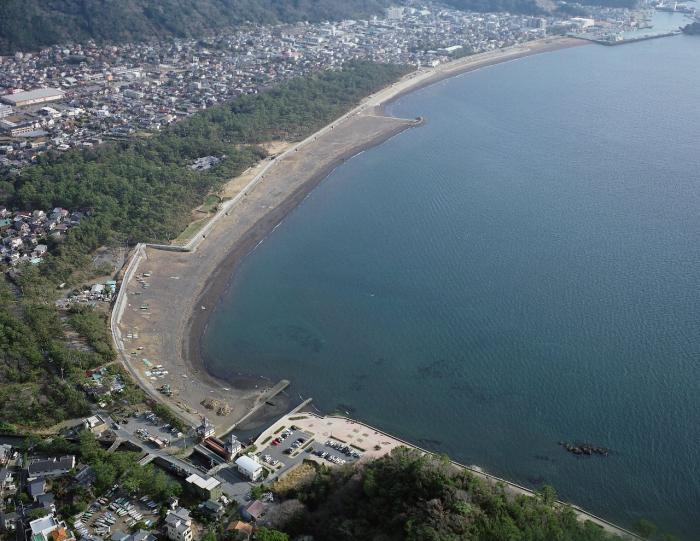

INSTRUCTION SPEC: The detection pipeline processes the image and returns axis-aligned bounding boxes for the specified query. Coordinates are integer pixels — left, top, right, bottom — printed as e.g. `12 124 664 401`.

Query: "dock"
571 30 681 46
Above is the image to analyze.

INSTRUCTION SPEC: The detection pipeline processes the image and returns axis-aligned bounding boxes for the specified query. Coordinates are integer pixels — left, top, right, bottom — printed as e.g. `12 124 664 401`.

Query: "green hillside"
270 447 628 540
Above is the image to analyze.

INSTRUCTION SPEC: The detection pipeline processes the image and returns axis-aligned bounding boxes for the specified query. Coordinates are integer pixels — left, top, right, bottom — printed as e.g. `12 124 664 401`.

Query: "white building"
29 516 75 541
164 507 192 541
235 455 263 481
386 6 404 19
226 434 242 459
83 414 107 434
570 17 595 28
0 88 65 107
185 473 222 499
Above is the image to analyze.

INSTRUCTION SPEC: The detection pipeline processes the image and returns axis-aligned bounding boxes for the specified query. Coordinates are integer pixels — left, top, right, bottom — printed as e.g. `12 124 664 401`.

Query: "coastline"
376 36 585 113
105 35 649 539
185 115 419 428
190 35 587 391
114 37 585 435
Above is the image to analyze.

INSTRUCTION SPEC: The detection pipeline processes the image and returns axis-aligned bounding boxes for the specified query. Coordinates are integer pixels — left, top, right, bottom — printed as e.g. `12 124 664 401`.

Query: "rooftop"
1 88 65 105
235 455 262 472
185 472 220 490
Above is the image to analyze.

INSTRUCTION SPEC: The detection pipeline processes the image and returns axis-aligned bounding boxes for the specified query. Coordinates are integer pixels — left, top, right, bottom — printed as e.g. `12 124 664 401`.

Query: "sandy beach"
113 36 585 436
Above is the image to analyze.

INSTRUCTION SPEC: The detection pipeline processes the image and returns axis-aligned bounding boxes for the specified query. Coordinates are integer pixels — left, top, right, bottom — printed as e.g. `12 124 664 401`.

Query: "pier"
571 30 681 46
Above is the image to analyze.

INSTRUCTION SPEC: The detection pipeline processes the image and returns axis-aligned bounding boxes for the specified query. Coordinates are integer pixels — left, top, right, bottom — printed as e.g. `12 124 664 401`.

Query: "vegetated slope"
277 447 624 540
0 0 392 54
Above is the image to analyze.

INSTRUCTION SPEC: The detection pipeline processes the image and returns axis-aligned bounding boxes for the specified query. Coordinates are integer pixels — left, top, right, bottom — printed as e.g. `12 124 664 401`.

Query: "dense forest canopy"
276 447 625 540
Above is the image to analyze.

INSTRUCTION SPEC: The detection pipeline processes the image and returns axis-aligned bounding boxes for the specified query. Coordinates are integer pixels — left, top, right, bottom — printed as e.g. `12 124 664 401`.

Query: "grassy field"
200 194 221 213
171 217 209 245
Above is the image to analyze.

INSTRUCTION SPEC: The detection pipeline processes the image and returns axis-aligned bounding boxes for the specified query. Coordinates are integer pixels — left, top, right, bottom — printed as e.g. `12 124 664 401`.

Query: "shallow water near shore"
203 37 700 536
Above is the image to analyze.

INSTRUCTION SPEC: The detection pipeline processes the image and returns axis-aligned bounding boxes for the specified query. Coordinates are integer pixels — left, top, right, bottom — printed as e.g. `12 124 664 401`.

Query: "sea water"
203 36 700 536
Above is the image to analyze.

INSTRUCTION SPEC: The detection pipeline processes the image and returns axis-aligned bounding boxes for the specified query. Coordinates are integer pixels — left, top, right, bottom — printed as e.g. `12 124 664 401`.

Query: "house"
27 455 76 478
184 473 222 500
7 237 23 250
197 499 224 519
226 521 253 540
111 530 157 541
28 515 76 541
129 530 158 541
0 468 16 492
0 511 19 532
235 455 262 481
0 444 13 465
28 478 46 499
90 284 105 295
83 414 108 435
73 464 96 486
240 500 266 523
164 507 192 541
37 493 56 513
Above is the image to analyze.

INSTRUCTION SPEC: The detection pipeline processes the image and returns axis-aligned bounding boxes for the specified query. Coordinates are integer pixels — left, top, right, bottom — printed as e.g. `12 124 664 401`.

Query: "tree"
633 519 657 539
201 531 218 541
537 485 557 505
250 484 266 501
255 528 289 541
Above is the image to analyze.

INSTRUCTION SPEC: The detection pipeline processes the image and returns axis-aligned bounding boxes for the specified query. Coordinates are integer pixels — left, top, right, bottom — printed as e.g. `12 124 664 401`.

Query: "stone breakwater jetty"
559 441 610 457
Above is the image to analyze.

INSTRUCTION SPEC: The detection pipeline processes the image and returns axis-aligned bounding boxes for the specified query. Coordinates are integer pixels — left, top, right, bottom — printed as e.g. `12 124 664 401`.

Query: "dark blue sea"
203 36 700 537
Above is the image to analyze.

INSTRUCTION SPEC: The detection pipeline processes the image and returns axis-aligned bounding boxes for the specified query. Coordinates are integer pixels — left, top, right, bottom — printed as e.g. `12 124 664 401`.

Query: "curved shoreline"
112 36 587 443
109 36 650 538
187 119 419 384
190 36 587 391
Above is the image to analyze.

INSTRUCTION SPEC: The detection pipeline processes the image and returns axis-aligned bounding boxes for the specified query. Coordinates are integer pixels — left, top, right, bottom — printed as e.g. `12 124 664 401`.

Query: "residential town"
0 206 81 266
0 2 650 170
0 409 369 541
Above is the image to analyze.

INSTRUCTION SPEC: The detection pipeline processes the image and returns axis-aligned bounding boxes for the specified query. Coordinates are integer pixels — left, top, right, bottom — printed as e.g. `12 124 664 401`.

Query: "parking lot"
116 410 191 450
256 426 362 479
74 493 160 538
310 437 363 466
257 427 312 473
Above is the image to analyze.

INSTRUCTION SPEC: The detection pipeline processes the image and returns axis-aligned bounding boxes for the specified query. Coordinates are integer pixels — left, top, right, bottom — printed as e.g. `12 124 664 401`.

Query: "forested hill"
0 0 392 54
273 447 632 540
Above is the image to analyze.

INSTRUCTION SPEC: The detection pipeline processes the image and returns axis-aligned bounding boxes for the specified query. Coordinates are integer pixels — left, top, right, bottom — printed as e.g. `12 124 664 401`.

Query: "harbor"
573 29 681 45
